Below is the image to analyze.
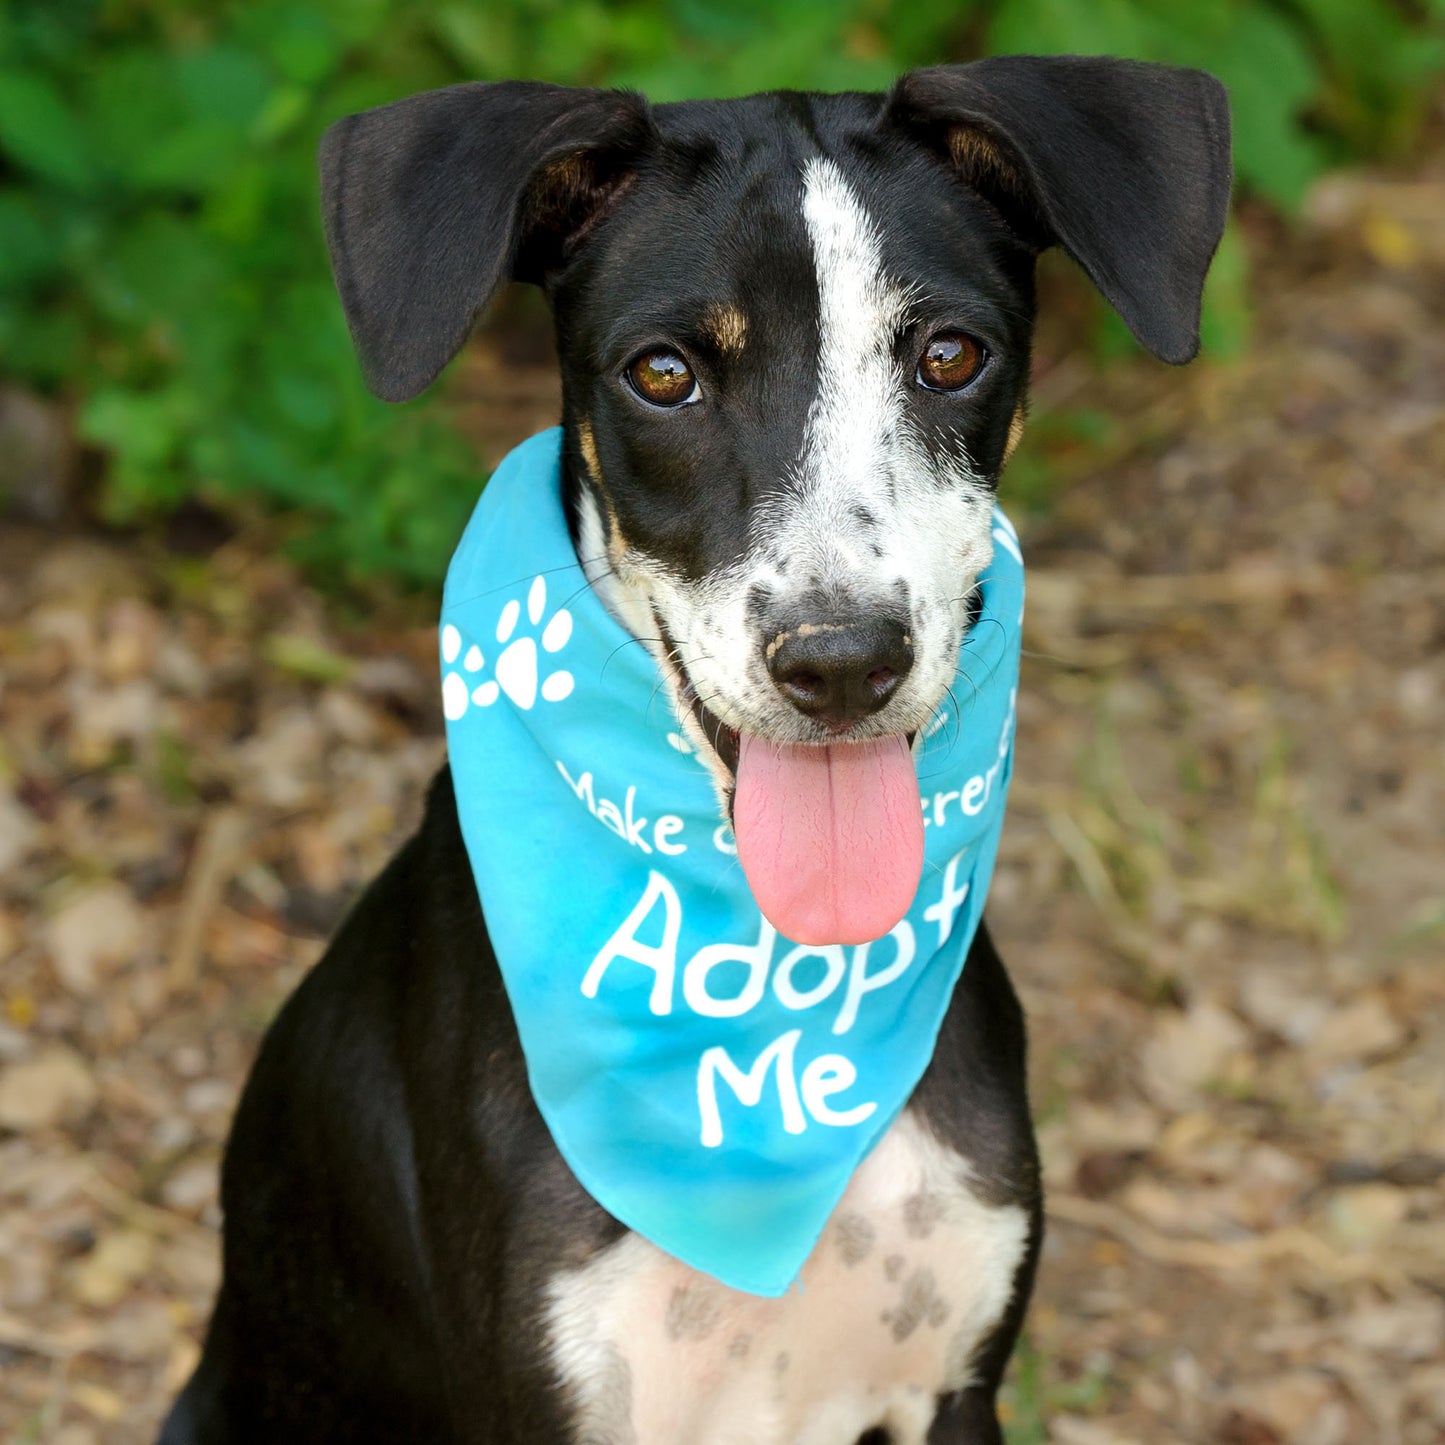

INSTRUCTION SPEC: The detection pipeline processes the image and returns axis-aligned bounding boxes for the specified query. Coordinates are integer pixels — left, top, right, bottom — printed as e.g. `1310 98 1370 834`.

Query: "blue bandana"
440 428 1023 1297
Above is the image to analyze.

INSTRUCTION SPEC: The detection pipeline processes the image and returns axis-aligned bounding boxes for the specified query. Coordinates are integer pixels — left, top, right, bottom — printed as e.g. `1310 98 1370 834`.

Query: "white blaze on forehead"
799 155 911 502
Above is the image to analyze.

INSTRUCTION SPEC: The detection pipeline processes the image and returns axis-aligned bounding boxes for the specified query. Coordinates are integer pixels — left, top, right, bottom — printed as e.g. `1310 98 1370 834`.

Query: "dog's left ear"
886 55 1232 364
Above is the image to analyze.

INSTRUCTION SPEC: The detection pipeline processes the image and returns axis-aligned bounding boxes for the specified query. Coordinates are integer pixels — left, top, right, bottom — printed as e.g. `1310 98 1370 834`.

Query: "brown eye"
917 332 986 392
627 350 700 407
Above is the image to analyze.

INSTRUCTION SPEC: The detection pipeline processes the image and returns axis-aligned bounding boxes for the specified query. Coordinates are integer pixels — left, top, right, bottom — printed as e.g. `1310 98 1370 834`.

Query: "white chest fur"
544 1111 1030 1445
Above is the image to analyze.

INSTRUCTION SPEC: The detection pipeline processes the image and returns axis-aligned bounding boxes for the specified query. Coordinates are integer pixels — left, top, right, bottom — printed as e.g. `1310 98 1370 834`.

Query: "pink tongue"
733 734 924 946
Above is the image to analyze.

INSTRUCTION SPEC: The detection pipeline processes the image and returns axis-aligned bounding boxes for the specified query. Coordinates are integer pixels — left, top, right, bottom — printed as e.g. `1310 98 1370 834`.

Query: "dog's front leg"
927 1386 1006 1445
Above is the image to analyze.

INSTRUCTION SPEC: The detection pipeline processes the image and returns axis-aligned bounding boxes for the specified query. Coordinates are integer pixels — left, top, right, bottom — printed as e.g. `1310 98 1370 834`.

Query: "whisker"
442 555 611 613
951 666 981 719
960 616 1008 648
599 636 662 681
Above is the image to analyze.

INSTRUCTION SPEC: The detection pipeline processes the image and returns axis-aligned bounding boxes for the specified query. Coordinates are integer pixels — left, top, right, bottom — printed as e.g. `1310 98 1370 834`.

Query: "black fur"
161 772 1037 1444
165 56 1230 1445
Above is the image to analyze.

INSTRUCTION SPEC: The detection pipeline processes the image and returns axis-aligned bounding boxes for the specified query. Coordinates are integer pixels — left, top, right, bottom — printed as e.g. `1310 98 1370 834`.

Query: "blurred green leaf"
0 304 87 386
89 211 223 326
253 85 310 144
175 44 272 128
266 9 341 87
263 633 355 683
990 0 1151 57
1200 4 1323 208
0 189 58 287
1289 0 1445 156
81 385 189 470
0 68 92 187
1198 219 1251 359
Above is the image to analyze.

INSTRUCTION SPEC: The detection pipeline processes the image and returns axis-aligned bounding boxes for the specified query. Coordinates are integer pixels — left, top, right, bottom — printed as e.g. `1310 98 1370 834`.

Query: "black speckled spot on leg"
835 1212 877 1266
903 1191 944 1239
890 1267 943 1344
664 1284 720 1341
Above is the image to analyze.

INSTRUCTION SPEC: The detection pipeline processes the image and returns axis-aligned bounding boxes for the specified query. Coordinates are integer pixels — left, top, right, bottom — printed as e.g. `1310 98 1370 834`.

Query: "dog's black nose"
766 618 914 728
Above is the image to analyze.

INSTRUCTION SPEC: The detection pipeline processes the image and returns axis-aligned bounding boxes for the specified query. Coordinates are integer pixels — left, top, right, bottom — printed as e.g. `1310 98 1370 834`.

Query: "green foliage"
1 0 1441 583
989 0 1445 210
1 0 482 582
1001 1331 1117 1443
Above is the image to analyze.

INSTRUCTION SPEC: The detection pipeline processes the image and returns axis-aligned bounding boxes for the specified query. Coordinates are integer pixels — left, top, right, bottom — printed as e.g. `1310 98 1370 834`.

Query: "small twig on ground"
168 808 249 993
0 1311 93 1360
1047 1191 1404 1287
81 1161 208 1240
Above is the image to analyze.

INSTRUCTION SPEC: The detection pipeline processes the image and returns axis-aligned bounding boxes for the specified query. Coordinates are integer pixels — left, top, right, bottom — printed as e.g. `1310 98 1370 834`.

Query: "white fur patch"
545 1110 1030 1445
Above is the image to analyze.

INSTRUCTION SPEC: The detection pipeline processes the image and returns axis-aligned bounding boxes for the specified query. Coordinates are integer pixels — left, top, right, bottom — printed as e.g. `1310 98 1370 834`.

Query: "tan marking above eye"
702 303 748 355
917 333 986 392
627 350 698 406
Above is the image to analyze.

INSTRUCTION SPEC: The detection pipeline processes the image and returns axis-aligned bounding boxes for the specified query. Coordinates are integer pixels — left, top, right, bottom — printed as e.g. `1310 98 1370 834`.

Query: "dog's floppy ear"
319 82 654 402
887 56 1231 364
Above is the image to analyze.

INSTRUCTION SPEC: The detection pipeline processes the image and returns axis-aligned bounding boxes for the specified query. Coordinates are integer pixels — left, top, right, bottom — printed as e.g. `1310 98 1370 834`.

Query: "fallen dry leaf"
0 1047 98 1131
44 883 146 995
71 1230 156 1309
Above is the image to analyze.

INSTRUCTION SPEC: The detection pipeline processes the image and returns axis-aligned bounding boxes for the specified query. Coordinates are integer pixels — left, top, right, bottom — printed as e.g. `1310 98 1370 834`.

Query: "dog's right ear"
319 82 654 402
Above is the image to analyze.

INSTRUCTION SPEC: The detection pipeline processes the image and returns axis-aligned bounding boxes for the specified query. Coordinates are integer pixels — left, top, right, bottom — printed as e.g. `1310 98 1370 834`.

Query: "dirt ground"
1 160 1442 1444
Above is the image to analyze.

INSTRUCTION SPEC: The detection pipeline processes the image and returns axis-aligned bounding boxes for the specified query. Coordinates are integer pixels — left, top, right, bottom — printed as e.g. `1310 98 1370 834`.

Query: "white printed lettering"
556 759 595 808
698 1030 805 1147
580 871 680 1015
773 943 847 1012
555 760 686 856
834 923 916 1035
683 916 776 1019
922 849 971 947
800 1054 876 1128
622 787 649 849
596 795 626 838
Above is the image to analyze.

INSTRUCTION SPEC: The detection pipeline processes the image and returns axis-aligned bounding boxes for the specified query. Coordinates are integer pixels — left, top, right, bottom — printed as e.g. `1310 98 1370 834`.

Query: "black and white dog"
162 55 1230 1445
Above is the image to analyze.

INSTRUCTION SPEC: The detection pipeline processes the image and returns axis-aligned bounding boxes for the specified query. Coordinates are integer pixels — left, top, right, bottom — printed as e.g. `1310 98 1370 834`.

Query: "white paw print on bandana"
441 575 574 720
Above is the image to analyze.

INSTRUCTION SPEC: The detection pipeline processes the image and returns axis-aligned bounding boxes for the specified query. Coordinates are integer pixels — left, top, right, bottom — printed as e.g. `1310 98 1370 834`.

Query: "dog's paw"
441 575 573 719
